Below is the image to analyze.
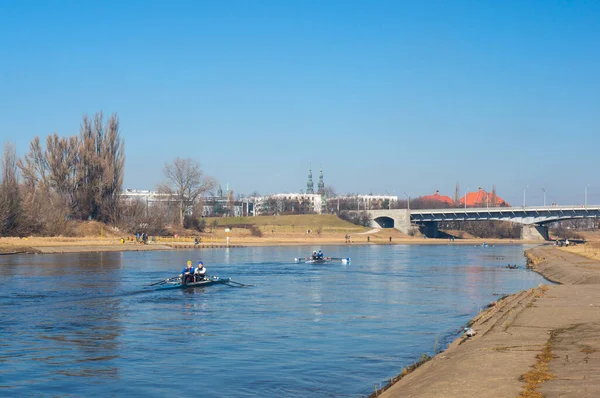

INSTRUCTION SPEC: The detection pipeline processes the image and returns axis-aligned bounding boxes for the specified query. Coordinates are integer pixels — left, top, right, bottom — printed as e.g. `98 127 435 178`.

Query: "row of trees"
0 113 217 237
1 113 125 236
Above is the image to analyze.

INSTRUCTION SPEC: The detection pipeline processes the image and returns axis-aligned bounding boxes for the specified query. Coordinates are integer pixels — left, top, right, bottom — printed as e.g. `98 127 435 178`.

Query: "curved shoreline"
377 245 600 398
0 236 542 255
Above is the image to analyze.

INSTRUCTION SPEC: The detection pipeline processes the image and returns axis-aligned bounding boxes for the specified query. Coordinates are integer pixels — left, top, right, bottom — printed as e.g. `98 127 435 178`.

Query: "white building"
254 193 324 215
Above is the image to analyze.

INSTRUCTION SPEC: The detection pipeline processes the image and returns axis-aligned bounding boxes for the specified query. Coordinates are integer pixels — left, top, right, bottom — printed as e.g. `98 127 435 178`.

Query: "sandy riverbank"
0 232 541 255
377 245 600 398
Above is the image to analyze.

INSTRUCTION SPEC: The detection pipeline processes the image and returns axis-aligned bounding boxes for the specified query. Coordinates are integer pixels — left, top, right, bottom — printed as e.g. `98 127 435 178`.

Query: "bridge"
364 205 600 241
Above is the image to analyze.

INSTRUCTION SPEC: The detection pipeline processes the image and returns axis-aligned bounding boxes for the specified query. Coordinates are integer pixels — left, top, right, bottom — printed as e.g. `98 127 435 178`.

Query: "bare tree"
323 185 336 198
78 112 124 222
18 112 124 225
454 182 460 207
491 185 498 207
161 157 216 227
0 142 23 235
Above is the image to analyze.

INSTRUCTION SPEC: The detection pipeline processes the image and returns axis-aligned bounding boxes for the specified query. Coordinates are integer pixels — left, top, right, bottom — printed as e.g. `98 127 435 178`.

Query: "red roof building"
459 188 510 208
422 190 454 206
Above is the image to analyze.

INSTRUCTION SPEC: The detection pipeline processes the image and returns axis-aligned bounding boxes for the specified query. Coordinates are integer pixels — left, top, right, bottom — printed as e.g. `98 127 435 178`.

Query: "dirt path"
378 245 600 398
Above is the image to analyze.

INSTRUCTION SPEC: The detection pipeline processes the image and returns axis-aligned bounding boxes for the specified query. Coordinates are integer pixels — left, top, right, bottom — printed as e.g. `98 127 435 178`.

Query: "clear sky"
1 1 599 206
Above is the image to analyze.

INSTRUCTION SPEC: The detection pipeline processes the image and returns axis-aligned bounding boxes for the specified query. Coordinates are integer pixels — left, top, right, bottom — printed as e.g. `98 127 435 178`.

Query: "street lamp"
585 184 591 207
404 192 411 211
541 188 546 207
485 188 489 208
464 188 469 209
523 185 528 207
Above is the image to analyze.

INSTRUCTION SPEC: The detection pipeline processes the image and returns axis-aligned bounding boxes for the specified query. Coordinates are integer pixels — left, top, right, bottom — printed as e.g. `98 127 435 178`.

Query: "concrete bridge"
364 205 600 241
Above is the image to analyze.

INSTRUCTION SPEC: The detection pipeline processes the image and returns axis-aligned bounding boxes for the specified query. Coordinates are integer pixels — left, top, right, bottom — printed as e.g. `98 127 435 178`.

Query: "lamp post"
585 184 591 207
542 188 546 207
485 188 489 208
404 192 411 211
523 185 528 208
464 188 469 209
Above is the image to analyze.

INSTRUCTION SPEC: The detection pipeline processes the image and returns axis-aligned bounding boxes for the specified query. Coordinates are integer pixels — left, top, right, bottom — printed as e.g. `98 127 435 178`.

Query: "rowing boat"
305 258 332 264
156 276 232 290
294 257 351 264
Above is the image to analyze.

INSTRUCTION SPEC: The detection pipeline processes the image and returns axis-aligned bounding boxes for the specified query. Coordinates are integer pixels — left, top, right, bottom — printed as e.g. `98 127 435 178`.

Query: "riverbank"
377 245 600 398
0 233 540 255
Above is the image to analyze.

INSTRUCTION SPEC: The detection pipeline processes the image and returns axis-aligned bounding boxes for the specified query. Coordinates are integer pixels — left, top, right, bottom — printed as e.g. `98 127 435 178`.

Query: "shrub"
339 210 372 227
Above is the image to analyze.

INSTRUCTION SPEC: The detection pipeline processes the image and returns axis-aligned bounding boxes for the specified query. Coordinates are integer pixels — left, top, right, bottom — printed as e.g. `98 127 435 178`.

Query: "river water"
0 244 547 397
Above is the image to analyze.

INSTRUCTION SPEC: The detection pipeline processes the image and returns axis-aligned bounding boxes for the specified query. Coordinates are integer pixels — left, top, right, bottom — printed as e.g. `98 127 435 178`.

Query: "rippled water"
0 244 547 397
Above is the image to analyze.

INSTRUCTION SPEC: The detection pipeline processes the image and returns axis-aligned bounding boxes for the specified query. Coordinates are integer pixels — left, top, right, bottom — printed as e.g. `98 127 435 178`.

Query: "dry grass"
560 242 600 261
518 340 556 398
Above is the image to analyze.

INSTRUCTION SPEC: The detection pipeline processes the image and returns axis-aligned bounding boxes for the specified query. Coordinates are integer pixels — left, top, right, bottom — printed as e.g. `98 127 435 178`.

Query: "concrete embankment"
377 245 600 398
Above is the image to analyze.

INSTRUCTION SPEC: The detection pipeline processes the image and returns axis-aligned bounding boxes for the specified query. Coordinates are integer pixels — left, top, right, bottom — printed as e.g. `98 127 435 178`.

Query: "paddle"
148 275 181 286
226 280 254 287
204 275 253 288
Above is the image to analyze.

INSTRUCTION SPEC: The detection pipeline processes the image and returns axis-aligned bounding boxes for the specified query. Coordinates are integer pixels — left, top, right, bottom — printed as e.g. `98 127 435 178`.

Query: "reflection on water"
0 244 546 397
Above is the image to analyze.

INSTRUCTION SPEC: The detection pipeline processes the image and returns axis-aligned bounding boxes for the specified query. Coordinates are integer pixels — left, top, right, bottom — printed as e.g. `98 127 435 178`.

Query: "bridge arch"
373 216 394 228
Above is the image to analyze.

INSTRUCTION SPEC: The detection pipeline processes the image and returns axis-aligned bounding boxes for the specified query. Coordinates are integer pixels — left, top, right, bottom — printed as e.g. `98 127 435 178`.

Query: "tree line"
1 113 124 236
0 112 219 237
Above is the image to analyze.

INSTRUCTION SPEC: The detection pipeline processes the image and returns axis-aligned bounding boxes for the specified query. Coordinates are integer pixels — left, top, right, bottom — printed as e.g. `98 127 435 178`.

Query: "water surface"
0 244 547 397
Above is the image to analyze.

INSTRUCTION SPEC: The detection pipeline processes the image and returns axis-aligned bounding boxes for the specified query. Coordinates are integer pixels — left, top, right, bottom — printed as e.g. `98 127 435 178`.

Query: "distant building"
306 168 314 194
422 190 454 206
121 189 170 205
122 188 253 217
459 188 510 207
317 168 325 195
254 193 323 215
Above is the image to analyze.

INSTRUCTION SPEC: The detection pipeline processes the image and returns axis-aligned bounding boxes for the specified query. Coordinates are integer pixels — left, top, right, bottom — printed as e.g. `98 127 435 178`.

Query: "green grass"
203 214 366 231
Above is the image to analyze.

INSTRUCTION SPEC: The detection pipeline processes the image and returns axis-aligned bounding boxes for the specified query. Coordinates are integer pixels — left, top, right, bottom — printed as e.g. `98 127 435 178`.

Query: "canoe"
156 276 231 290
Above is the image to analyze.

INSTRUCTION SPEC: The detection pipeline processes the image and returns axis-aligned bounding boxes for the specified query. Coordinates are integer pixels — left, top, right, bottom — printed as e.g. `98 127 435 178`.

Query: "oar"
148 275 180 286
330 257 351 262
226 280 254 287
203 275 253 288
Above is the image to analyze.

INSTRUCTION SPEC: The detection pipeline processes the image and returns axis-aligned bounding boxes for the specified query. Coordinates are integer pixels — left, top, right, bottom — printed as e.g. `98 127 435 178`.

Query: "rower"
317 250 324 259
194 261 207 281
181 260 195 284
312 251 318 260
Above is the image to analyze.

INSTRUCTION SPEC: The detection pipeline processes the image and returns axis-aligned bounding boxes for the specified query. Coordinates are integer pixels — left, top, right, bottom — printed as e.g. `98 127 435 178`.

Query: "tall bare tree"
0 142 22 235
78 112 124 222
161 158 216 227
17 112 124 229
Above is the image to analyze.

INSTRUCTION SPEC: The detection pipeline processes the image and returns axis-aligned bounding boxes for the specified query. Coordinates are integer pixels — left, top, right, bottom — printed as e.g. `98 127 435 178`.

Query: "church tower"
317 168 325 195
306 168 314 194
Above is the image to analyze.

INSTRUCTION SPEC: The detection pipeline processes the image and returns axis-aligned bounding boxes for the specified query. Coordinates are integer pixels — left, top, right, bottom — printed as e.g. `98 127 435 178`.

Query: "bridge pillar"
420 221 439 238
521 225 549 241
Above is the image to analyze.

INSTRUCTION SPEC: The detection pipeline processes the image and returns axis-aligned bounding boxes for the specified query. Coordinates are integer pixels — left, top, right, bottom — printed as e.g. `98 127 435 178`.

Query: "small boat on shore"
154 276 232 290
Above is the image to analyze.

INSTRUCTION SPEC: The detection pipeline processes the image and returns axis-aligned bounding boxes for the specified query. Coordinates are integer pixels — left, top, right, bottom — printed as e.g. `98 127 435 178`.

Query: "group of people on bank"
180 260 207 284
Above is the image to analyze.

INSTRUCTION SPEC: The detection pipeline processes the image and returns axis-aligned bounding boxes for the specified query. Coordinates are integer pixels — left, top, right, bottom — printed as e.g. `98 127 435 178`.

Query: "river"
0 244 547 397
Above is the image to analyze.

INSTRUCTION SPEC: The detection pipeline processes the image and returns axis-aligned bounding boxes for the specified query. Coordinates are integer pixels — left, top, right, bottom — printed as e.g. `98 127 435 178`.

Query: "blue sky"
1 1 599 206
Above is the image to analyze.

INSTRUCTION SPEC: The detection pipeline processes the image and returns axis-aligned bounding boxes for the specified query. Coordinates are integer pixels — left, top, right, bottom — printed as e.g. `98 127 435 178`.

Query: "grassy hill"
203 214 367 233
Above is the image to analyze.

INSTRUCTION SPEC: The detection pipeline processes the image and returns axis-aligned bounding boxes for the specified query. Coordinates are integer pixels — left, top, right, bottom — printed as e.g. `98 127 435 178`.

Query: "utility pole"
585 184 591 207
404 192 411 211
542 188 546 207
